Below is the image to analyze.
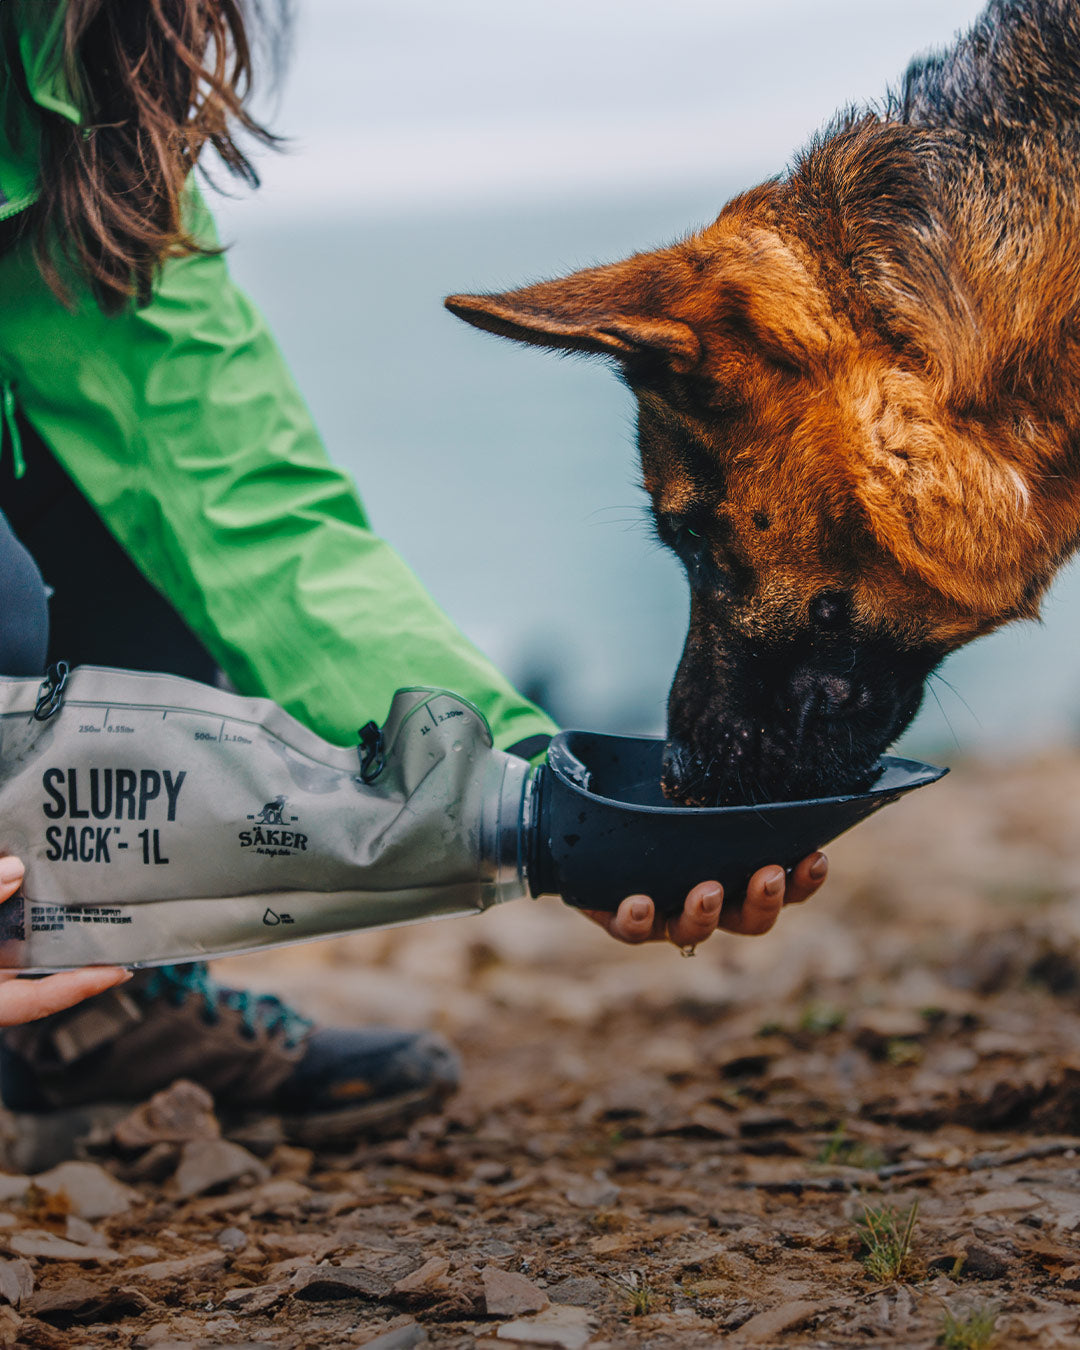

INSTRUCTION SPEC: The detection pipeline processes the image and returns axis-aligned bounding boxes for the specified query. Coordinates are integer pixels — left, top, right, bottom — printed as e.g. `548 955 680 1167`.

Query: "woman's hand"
581 852 828 947
0 857 130 1026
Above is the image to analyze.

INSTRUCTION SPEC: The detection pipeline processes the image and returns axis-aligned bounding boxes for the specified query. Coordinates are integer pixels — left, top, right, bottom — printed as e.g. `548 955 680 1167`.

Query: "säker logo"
239 796 308 856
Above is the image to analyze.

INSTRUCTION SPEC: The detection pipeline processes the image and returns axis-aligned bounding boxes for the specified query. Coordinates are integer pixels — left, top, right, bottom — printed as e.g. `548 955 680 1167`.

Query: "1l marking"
137 829 169 865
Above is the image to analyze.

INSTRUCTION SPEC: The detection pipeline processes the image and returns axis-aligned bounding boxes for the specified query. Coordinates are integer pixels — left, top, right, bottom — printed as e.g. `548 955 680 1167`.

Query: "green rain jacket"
0 4 556 754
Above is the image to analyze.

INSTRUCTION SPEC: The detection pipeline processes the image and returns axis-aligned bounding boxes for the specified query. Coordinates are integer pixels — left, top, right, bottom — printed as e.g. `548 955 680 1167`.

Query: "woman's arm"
0 188 555 754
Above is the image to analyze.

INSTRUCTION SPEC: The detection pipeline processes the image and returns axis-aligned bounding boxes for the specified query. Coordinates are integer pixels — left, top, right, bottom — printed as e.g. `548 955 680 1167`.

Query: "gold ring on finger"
679 943 698 958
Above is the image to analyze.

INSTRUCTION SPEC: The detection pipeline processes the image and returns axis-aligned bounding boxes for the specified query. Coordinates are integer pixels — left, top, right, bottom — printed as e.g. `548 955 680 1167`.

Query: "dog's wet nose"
790 668 854 717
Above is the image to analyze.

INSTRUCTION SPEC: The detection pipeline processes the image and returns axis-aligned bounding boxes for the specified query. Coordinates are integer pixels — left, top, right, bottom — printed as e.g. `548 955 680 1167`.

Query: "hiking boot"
0 964 460 1172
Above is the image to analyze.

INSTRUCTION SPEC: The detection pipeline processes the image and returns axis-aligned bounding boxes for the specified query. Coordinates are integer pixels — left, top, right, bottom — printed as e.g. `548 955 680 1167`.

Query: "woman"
0 0 826 1164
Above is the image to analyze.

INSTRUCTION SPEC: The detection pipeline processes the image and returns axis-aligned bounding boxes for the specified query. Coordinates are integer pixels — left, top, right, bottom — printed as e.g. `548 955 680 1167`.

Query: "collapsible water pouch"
0 669 531 971
0 666 946 971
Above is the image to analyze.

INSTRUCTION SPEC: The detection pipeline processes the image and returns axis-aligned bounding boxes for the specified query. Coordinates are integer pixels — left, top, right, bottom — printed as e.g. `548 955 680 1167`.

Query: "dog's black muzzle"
662 620 944 808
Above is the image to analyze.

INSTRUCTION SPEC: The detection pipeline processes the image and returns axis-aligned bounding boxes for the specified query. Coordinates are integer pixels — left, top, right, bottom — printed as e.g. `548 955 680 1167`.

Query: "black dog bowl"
528 730 946 915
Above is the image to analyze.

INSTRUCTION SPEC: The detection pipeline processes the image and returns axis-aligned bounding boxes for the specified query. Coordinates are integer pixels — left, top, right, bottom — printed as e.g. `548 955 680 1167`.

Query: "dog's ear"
445 257 703 372
446 231 835 378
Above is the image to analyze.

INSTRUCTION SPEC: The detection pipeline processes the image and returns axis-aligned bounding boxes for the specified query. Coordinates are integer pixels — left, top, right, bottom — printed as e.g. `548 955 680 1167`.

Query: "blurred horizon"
222 0 987 223
208 0 1080 762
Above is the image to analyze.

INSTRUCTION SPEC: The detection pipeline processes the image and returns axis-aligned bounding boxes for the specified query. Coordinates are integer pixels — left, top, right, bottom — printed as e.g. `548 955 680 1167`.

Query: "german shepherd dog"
447 0 1080 808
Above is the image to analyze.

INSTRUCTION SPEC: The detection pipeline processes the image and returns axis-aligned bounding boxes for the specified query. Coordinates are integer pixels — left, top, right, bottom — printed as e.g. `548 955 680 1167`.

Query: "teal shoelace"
141 963 312 1048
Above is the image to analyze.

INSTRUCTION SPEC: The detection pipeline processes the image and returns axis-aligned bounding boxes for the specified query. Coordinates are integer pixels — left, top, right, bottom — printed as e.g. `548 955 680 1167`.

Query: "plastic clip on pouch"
0 667 946 971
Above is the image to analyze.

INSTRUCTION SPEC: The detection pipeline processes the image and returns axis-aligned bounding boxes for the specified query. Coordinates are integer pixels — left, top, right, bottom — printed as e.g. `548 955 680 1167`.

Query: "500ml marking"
193 720 251 745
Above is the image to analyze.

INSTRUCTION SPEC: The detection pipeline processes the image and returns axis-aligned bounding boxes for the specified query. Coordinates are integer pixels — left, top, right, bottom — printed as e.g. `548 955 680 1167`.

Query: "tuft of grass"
625 1282 654 1316
608 1270 656 1317
817 1125 887 1171
940 1304 998 1349
817 1124 848 1164
856 1201 919 1283
886 1038 924 1067
798 1002 846 1034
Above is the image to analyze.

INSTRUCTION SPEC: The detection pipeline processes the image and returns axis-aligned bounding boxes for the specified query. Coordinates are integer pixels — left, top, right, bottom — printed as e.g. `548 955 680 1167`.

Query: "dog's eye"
677 523 703 549
659 514 707 559
657 512 755 597
657 512 731 591
657 512 708 548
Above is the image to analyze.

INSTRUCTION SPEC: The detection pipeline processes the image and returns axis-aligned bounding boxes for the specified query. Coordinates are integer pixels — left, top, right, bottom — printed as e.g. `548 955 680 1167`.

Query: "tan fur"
447 152 1080 653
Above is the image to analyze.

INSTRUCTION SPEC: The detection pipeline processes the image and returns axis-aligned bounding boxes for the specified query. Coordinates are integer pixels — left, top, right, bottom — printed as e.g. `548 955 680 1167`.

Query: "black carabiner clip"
357 720 385 784
33 660 70 722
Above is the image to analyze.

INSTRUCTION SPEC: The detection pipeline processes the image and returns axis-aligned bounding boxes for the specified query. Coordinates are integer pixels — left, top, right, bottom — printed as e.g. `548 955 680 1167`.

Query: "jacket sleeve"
0 189 557 753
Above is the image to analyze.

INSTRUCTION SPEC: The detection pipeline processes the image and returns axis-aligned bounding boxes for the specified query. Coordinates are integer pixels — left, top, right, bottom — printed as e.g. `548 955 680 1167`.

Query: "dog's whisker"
585 504 652 524
928 670 981 730
925 678 963 750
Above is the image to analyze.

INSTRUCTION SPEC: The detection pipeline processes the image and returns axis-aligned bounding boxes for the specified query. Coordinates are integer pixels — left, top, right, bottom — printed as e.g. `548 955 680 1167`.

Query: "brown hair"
8 0 288 310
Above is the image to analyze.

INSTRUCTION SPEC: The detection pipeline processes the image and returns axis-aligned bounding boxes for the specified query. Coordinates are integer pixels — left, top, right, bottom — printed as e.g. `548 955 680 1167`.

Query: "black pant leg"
0 506 48 677
0 417 218 683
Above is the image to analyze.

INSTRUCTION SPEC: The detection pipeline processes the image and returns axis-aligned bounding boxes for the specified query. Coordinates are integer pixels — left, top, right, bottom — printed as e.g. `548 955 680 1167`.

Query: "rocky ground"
3 750 1080 1348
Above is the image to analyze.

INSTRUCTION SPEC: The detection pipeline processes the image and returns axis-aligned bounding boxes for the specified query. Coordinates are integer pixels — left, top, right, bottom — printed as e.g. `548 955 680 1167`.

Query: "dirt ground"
3 750 1080 1349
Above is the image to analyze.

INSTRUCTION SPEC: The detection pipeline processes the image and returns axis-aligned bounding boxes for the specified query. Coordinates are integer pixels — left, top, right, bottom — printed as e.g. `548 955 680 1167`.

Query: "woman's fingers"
718 865 786 936
785 852 828 904
581 894 662 944
0 855 133 1025
0 968 132 1027
665 881 723 949
578 851 827 946
611 894 661 943
716 853 827 934
583 883 724 947
0 855 25 902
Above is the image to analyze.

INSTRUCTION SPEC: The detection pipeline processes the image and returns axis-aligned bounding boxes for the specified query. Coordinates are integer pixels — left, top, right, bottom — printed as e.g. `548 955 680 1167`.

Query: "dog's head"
447 122 1061 805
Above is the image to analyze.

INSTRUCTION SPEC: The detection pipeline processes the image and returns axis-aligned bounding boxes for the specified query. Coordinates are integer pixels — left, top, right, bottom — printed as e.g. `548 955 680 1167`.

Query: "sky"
218 0 989 226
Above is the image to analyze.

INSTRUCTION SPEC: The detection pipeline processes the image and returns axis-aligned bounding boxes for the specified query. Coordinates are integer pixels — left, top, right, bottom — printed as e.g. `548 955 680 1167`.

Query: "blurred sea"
220 187 1080 763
